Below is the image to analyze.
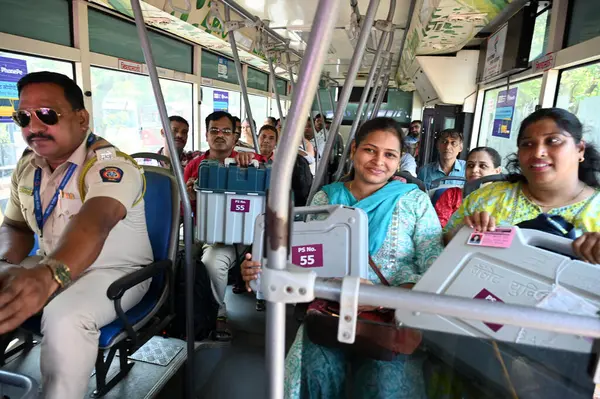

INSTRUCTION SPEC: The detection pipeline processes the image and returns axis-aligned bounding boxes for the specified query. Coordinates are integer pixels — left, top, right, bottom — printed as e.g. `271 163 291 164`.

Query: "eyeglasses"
440 139 462 148
12 108 62 128
208 127 233 136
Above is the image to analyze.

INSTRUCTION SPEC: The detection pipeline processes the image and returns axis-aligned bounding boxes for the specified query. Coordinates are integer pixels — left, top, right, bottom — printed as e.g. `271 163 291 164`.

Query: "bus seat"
393 171 427 192
12 159 180 397
0 369 38 399
84 155 181 397
428 176 466 207
396 226 600 398
463 174 508 197
251 205 369 283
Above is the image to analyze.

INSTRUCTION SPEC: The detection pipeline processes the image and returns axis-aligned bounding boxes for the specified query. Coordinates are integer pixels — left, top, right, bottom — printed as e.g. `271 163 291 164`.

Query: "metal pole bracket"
261 268 317 304
338 276 360 344
225 19 260 32
374 20 395 32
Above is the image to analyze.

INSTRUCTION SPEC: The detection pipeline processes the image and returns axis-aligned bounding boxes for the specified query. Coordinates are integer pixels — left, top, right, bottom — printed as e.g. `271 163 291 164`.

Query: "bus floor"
2 286 300 399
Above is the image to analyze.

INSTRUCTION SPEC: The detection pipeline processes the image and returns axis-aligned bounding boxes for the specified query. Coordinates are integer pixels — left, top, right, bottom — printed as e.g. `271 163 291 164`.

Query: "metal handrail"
130 2 195 398
264 0 342 396
225 6 260 153
333 0 397 181
307 0 382 205
267 56 285 122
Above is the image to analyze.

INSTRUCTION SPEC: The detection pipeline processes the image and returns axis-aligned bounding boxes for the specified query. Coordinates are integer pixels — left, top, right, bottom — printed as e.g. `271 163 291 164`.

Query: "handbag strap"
368 257 390 286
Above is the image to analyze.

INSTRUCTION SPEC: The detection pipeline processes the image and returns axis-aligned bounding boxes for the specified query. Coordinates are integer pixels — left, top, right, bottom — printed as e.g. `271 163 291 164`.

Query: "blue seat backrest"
143 171 173 261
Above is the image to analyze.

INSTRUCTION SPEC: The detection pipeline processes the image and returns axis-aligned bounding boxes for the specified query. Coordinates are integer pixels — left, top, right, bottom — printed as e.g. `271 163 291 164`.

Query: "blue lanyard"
32 134 98 235
33 163 77 236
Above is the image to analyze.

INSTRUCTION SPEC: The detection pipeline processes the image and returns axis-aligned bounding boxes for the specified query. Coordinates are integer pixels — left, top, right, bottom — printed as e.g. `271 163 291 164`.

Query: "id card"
467 227 515 248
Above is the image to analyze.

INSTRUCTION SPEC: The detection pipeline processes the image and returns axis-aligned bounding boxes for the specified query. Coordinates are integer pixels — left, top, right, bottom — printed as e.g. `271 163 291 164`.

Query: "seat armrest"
106 260 172 300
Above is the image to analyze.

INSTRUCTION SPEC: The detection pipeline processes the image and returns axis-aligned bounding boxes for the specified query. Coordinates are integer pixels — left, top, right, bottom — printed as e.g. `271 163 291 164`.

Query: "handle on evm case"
521 228 578 259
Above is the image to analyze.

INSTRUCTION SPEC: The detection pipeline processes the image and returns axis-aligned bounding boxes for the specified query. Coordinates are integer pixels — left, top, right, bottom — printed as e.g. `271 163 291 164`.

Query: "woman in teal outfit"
241 117 443 398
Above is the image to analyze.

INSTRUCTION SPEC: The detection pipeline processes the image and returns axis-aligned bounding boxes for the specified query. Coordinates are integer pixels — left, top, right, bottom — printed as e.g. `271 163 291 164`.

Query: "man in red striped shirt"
183 111 264 341
184 111 265 200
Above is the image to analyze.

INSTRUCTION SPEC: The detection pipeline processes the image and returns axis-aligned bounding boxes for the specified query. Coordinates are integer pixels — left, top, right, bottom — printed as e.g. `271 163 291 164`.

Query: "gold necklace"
524 183 586 209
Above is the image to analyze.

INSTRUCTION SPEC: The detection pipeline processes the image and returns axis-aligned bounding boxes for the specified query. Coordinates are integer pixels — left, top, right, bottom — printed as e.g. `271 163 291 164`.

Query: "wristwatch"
40 257 72 288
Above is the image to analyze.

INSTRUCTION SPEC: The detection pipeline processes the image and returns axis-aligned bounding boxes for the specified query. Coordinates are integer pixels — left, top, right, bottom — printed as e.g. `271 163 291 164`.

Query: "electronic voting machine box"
251 205 370 287
195 159 270 245
396 226 600 398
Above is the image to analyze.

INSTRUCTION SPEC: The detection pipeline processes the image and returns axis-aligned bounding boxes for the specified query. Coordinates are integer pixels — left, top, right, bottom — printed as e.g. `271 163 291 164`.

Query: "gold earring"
580 157 585 163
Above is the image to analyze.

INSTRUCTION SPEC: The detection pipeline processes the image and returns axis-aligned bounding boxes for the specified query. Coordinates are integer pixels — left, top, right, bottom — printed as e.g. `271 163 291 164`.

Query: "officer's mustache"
27 133 55 143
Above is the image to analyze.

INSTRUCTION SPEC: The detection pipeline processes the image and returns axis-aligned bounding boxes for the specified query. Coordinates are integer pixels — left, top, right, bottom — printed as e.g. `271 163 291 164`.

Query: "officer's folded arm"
0 196 126 334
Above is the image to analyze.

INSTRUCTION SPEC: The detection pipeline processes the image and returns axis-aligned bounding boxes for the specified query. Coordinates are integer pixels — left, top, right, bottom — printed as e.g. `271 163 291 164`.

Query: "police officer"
0 71 153 399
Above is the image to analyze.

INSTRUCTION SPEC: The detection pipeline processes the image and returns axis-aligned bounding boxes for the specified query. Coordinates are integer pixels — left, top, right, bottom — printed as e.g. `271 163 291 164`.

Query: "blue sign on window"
0 56 28 123
213 90 229 112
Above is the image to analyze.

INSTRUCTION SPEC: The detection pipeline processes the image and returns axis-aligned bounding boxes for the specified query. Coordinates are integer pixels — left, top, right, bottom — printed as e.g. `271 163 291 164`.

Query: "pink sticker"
291 244 324 268
467 227 515 248
230 199 250 213
473 289 504 332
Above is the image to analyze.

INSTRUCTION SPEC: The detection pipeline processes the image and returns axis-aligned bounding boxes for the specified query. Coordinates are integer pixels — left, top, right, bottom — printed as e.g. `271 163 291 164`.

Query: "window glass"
276 78 288 96
0 52 74 213
244 94 268 130
88 9 193 74
566 0 600 48
247 67 268 92
479 78 542 164
201 51 239 85
529 9 550 61
199 87 241 151
0 0 72 47
555 62 600 148
91 67 193 155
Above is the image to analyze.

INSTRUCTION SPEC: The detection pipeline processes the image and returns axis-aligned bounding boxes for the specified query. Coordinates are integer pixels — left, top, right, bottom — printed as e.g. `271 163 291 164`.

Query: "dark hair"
259 124 278 142
169 115 189 127
437 129 463 142
468 146 501 168
314 114 323 120
18 71 85 110
265 116 277 126
345 117 405 180
232 116 241 125
411 120 422 125
506 108 600 188
205 111 234 131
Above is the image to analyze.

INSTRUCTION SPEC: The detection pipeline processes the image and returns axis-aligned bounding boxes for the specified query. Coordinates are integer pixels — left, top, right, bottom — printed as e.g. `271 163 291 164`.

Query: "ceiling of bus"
89 0 515 90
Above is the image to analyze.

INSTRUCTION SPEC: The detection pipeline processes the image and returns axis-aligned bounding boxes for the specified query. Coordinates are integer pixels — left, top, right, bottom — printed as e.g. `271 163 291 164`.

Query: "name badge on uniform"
96 147 117 162
19 186 33 196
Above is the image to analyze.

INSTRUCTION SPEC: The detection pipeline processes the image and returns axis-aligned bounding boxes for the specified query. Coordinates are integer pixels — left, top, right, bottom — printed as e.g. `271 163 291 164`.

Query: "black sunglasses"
12 108 62 128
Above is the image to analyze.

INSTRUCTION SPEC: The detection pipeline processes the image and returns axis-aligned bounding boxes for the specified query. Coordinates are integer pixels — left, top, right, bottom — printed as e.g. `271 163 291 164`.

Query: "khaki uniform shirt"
4 133 153 269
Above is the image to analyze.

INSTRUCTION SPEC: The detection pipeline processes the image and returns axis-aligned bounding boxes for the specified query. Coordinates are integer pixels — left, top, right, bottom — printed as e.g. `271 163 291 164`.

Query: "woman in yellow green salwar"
445 107 600 263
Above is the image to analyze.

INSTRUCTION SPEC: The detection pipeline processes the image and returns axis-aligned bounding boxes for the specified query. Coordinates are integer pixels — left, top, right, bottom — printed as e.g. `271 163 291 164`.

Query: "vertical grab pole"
333 0 396 181
371 55 393 118
328 86 337 128
362 53 388 121
307 0 381 204
364 30 394 120
225 6 260 153
130 2 195 398
267 56 285 122
315 86 329 139
373 0 417 119
265 0 341 397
